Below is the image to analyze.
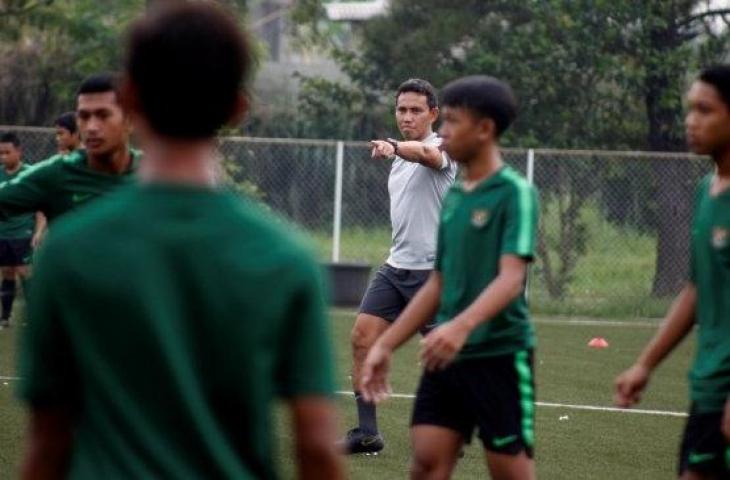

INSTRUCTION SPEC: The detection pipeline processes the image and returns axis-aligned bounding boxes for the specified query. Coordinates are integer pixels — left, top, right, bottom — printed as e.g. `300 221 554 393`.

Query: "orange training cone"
588 337 609 348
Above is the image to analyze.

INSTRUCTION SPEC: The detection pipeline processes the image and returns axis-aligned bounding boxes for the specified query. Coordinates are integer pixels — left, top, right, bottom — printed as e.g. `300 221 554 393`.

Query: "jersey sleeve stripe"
503 168 536 255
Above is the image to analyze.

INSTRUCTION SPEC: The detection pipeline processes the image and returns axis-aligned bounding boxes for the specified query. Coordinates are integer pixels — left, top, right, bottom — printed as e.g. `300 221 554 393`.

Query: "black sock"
1 279 16 320
355 391 378 435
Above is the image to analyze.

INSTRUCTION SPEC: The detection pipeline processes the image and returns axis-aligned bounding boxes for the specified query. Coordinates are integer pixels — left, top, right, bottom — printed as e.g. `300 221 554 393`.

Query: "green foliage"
219 154 266 200
0 0 256 126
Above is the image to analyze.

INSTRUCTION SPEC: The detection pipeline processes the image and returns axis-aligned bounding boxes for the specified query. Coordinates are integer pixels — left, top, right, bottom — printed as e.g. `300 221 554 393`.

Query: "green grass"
307 201 674 319
0 309 694 479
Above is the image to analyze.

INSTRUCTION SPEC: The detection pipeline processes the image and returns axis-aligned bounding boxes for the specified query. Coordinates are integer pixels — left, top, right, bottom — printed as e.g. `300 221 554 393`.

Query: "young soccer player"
0 133 44 328
615 65 730 480
53 111 81 155
361 76 539 480
0 73 138 223
17 3 344 479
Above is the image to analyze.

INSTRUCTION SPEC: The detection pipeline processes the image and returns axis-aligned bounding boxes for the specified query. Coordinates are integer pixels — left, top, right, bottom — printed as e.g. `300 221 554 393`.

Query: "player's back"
19 184 334 479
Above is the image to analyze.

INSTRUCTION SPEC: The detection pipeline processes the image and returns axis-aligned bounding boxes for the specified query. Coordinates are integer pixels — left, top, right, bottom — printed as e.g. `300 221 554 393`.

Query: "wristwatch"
386 138 400 157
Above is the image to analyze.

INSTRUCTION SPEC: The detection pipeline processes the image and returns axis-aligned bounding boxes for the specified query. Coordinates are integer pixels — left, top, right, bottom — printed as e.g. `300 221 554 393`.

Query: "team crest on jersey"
471 209 490 228
712 227 729 249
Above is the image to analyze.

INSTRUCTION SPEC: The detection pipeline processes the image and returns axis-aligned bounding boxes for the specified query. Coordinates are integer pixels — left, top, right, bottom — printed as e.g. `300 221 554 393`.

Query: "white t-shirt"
385 133 457 270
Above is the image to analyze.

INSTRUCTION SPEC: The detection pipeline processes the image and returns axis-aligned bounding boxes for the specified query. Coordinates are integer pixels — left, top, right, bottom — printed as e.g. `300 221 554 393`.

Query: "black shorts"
678 406 730 476
411 350 535 456
359 264 431 323
0 238 32 267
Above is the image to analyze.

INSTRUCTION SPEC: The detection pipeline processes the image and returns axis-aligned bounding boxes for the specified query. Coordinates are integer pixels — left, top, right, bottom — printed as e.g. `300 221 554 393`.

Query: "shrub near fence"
1 126 713 318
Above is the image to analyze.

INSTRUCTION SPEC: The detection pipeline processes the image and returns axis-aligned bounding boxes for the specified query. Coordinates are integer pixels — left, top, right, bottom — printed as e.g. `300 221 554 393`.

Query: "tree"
293 0 730 298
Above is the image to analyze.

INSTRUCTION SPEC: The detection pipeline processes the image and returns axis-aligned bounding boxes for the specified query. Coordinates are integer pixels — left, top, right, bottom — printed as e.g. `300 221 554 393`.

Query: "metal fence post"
332 141 344 263
525 148 535 300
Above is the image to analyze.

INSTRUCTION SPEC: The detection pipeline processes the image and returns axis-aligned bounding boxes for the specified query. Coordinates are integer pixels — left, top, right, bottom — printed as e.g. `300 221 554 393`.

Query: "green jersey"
688 175 730 413
435 166 539 360
18 184 335 479
0 149 139 223
0 164 36 239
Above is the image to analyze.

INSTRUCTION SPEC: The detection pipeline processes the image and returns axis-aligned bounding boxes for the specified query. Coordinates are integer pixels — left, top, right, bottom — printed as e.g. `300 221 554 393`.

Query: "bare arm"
370 139 447 170
615 283 696 407
420 255 527 371
21 408 72 480
290 397 345 480
389 140 445 170
32 212 47 249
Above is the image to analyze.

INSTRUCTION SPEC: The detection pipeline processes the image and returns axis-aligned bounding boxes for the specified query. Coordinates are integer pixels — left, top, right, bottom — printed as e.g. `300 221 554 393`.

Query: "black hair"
124 2 253 139
54 111 78 134
440 75 518 136
77 72 120 98
698 65 730 109
396 78 438 110
0 132 20 148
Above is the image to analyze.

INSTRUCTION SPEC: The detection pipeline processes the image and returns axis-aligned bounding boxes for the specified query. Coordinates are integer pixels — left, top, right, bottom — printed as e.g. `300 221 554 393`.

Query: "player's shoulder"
227 193 317 262
498 166 537 197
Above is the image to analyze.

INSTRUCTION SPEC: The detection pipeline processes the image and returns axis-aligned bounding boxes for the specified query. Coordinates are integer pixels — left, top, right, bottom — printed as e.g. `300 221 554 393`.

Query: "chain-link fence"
0 126 713 318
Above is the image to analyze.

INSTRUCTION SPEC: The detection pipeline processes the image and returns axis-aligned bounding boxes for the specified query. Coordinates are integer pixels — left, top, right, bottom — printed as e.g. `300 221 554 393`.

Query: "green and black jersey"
0 164 36 239
18 183 336 479
0 149 139 223
688 175 730 413
435 166 539 360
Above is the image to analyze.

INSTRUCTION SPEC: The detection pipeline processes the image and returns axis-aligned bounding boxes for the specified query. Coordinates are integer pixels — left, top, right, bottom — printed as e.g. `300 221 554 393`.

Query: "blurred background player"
361 76 539 480
0 73 138 223
0 133 45 328
340 78 457 454
17 3 344 479
615 65 730 480
53 111 81 155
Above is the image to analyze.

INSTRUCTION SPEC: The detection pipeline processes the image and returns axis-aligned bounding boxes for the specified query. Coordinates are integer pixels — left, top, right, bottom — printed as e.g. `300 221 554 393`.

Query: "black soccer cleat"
338 427 384 455
0 319 9 329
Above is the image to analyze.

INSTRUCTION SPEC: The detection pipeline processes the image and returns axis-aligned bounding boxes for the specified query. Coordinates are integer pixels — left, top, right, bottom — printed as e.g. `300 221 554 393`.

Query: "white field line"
0 377 685 417
335 391 687 418
533 318 661 328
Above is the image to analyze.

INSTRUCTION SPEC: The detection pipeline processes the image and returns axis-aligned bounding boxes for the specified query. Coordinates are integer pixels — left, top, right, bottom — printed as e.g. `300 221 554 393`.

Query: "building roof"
324 0 388 21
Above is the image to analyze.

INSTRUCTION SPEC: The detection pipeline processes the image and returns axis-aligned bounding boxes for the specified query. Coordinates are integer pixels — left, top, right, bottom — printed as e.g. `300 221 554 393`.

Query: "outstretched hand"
370 140 395 160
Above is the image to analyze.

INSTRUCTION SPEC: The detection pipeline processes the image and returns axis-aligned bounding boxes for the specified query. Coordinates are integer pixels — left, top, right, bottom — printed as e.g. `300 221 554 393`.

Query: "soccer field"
0 309 693 479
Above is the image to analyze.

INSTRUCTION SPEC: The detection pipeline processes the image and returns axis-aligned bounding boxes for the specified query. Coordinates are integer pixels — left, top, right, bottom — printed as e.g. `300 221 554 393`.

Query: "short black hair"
77 72 120 99
440 75 518 136
396 78 438 110
698 65 730 109
0 132 20 148
55 111 77 134
124 2 253 139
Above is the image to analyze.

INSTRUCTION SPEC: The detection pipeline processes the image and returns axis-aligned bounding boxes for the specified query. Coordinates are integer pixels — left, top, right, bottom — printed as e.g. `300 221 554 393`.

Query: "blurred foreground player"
362 76 539 480
615 65 730 480
18 3 344 479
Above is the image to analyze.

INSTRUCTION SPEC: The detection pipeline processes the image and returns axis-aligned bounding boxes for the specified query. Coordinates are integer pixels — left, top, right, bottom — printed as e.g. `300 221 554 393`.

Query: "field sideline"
1 309 693 479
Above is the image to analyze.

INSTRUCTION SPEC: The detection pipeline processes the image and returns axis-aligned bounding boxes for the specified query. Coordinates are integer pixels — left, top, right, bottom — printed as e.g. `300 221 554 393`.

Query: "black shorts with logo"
678 405 730 476
0 238 32 267
359 263 432 325
411 350 536 456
